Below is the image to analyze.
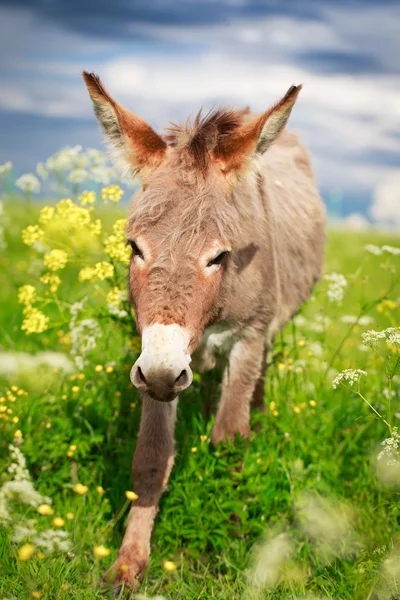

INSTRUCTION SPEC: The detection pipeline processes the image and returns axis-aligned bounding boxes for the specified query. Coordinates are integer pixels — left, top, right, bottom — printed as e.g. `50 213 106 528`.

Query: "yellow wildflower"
95 364 103 372
45 422 51 428
107 286 122 306
200 435 207 443
103 218 130 263
18 543 36 561
79 190 96 205
21 224 44 246
94 261 114 280
32 591 42 599
298 340 306 347
162 560 177 572
293 406 301 414
37 504 54 516
73 483 88 495
21 307 49 335
40 272 61 293
97 486 106 495
52 517 65 528
78 266 95 282
12 416 19 424
71 386 79 393
191 447 198 453
37 552 45 559
278 363 285 370
105 365 114 374
66 512 74 520
18 284 37 306
256 458 262 464
101 184 124 203
377 299 397 313
66 451 74 458
69 444 77 451
125 490 139 501
269 401 277 412
14 430 23 438
44 249 68 271
38 205 55 224
103 234 131 263
89 218 102 236
94 545 111 558
309 400 317 407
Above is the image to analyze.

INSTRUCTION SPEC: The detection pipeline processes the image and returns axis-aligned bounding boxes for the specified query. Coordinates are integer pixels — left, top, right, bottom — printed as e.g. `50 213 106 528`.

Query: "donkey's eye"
128 240 144 260
207 251 228 267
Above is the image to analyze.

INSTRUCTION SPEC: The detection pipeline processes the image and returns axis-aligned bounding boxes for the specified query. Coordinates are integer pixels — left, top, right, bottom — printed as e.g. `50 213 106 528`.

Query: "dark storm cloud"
2 0 395 39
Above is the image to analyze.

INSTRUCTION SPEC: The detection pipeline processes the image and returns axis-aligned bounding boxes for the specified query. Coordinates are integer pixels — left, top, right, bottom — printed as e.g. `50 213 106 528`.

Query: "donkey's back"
259 130 326 333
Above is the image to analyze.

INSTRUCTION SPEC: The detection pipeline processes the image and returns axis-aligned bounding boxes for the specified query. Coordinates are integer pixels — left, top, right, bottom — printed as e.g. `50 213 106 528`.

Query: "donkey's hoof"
104 555 147 592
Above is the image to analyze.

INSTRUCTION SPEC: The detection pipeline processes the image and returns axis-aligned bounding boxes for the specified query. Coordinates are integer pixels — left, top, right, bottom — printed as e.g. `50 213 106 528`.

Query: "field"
1 161 400 600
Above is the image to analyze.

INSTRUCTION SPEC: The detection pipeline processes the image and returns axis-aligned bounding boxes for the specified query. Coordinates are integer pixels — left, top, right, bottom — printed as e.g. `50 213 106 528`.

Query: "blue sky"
1 0 399 221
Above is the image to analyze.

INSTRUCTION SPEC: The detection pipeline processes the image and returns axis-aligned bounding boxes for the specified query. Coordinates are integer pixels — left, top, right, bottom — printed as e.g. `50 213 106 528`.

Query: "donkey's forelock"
127 165 241 248
164 107 246 175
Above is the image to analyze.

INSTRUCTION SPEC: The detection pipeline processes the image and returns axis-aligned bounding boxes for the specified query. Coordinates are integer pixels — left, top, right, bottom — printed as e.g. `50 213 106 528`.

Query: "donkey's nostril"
174 369 188 387
137 366 147 385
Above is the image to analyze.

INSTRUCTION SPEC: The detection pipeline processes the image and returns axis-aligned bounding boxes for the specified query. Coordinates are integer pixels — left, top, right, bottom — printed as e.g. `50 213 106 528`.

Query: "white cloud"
370 171 400 228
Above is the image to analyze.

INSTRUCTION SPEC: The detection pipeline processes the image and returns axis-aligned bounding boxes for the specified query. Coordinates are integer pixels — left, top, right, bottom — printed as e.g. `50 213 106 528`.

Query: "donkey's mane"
164 107 247 174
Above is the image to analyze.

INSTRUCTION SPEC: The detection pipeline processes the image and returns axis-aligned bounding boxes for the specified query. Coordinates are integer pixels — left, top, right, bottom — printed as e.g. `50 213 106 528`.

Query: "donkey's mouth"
147 389 179 403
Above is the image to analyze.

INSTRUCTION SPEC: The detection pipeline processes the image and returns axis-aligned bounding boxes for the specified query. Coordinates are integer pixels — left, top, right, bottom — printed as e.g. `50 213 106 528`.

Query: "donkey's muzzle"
130 360 193 402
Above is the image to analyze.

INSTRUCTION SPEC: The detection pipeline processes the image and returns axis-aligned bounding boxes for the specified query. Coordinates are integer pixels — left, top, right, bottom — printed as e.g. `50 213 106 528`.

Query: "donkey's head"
83 72 301 401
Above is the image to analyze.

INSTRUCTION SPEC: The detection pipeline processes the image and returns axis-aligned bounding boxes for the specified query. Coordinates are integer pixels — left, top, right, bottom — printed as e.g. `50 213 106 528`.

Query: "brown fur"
83 73 326 591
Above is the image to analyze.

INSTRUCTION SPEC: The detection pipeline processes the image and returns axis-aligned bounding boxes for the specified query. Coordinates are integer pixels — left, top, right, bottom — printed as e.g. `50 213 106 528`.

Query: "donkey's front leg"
105 394 177 589
212 332 265 445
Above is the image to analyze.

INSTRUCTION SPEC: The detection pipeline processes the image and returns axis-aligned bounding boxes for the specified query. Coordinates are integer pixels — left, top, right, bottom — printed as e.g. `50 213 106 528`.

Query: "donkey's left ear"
214 85 302 175
255 84 302 154
82 71 166 179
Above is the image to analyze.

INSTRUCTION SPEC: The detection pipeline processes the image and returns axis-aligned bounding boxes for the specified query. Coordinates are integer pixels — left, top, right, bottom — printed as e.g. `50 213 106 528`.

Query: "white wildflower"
387 328 400 348
86 148 107 166
90 166 112 185
70 318 102 368
364 244 382 255
340 315 374 326
0 161 12 177
383 388 396 400
36 162 48 180
296 494 359 559
324 273 347 303
12 521 37 542
378 428 399 467
249 532 293 588
108 303 128 318
332 369 367 389
15 173 41 195
382 245 400 256
72 153 89 169
362 327 400 349
293 315 307 327
68 168 89 184
34 529 72 554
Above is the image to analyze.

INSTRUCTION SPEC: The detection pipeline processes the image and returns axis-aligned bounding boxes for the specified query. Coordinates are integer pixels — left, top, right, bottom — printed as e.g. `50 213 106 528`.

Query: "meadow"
0 149 400 600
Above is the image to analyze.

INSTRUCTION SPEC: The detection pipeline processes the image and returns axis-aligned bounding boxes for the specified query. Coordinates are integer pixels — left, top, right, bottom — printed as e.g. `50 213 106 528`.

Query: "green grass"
1 200 400 600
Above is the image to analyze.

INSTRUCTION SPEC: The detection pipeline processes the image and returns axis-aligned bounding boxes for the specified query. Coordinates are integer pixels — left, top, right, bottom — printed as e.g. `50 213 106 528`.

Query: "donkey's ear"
82 71 166 178
215 85 302 175
255 85 302 154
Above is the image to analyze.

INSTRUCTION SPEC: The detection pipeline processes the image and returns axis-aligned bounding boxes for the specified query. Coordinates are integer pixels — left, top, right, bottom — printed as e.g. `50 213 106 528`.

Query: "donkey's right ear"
82 72 166 179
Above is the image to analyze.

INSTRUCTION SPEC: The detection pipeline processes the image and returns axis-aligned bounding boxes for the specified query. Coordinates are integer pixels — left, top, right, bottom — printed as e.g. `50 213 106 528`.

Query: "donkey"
83 71 326 589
